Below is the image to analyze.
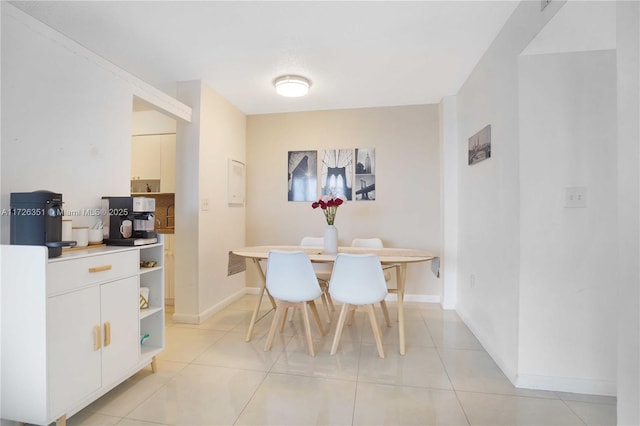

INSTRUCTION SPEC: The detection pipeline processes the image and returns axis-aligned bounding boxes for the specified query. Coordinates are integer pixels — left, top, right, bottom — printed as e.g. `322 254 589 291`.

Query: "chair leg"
320 290 332 323
307 300 325 336
279 306 289 332
321 280 335 313
330 303 350 355
347 307 356 326
301 302 315 356
265 303 285 352
380 299 391 327
366 304 385 358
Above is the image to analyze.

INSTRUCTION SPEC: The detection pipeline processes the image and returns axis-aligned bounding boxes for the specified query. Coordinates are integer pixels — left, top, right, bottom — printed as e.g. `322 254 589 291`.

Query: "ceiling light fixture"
274 75 311 97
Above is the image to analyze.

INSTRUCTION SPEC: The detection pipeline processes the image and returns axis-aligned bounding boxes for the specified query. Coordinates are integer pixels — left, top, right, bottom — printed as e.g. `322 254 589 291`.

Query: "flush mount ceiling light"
274 75 311 97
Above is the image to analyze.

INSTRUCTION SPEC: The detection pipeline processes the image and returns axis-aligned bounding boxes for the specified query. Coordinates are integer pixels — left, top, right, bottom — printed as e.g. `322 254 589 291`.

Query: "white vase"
324 225 338 254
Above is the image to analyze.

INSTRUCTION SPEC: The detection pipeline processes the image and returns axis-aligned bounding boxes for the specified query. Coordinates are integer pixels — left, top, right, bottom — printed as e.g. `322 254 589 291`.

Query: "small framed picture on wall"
355 148 376 201
288 150 318 201
468 124 491 166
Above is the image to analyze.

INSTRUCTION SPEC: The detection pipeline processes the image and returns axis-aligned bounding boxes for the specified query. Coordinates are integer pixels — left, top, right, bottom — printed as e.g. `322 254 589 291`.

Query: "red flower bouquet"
311 195 345 225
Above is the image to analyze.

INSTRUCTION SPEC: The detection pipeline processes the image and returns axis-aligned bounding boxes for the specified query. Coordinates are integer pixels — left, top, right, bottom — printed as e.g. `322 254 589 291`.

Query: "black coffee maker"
10 190 76 257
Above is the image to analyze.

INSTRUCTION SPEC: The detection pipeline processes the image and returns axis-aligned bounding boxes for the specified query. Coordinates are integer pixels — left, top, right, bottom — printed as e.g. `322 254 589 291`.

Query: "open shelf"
139 306 162 320
139 265 163 275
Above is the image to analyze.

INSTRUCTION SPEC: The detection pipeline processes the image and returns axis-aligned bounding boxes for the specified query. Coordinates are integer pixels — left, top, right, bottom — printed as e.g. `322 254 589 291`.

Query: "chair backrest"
300 237 332 274
266 251 323 302
351 238 384 248
329 253 388 305
301 236 324 247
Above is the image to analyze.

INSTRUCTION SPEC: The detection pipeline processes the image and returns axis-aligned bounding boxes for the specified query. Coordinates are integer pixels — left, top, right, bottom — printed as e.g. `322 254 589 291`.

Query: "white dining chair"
263 250 326 356
351 238 393 327
301 236 335 321
329 253 388 358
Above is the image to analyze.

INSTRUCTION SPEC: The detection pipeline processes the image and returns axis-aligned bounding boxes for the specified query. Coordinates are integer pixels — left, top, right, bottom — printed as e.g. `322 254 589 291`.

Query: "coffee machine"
10 190 77 257
101 196 157 246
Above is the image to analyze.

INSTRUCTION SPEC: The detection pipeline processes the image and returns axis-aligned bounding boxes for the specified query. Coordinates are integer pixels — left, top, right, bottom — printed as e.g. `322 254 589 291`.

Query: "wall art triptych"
288 148 376 202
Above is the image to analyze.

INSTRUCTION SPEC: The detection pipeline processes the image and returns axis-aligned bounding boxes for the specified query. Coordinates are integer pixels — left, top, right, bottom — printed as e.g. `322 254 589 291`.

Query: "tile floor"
57 296 618 425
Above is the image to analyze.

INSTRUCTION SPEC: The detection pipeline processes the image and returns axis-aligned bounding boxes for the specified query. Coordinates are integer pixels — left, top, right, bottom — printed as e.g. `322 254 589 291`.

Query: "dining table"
230 245 437 355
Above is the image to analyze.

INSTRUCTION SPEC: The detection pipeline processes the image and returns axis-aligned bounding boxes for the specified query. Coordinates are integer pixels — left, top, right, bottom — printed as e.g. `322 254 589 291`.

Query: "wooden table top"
231 245 436 264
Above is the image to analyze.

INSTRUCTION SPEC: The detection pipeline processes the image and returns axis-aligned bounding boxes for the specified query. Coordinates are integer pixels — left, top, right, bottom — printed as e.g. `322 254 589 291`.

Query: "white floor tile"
271 334 360 380
353 382 469 425
564 400 617 426
358 344 453 390
456 391 584 425
67 411 122 426
193 330 288 371
425 318 483 350
361 317 436 348
440 348 557 398
124 364 266 425
556 391 617 405
157 326 225 363
82 360 187 418
235 372 356 425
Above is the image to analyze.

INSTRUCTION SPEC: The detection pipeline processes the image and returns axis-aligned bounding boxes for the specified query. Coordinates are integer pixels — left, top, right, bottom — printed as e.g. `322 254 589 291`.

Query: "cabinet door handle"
93 325 102 351
89 264 112 273
104 322 111 347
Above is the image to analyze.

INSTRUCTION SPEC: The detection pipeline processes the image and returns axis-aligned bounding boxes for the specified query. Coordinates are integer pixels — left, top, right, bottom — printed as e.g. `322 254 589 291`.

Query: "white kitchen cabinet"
1 240 165 425
160 134 176 193
131 135 162 180
131 134 175 193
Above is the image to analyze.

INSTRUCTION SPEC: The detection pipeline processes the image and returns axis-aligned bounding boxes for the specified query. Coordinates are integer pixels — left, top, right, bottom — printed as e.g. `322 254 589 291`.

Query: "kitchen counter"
156 227 174 234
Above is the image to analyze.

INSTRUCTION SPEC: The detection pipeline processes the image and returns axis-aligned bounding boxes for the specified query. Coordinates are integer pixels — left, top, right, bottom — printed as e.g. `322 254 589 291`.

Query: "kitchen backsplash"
134 193 175 230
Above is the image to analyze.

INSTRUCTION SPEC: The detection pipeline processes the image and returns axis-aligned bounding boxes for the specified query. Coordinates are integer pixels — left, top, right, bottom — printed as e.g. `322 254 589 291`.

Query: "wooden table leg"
396 264 408 355
245 258 275 342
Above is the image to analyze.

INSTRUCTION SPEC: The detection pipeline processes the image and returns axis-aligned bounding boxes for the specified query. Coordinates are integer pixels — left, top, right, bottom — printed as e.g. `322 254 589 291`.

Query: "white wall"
1 6 132 233
616 2 640 423
0 5 190 236
517 50 617 394
440 96 458 309
454 0 566 383
132 110 177 136
174 81 246 322
246 105 441 298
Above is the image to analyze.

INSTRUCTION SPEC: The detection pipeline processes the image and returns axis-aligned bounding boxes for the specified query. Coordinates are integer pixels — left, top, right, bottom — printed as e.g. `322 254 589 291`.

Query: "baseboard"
172 288 248 324
516 373 617 396
171 313 199 324
385 293 441 304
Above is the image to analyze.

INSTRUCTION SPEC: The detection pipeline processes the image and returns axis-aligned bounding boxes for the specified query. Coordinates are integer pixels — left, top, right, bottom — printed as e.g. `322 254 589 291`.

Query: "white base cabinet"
1 240 165 425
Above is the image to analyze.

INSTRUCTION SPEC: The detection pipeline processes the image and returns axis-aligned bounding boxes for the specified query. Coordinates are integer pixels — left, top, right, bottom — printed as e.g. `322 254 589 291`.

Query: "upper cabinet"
131 135 161 180
131 134 175 193
160 134 176 193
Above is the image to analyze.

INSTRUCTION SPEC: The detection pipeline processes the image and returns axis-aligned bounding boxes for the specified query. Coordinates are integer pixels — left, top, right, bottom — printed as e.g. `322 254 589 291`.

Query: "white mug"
72 227 89 247
88 228 103 244
120 219 133 238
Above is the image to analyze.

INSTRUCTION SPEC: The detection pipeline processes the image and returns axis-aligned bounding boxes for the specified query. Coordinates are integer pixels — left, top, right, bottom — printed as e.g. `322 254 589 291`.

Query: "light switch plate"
564 187 587 208
201 198 210 211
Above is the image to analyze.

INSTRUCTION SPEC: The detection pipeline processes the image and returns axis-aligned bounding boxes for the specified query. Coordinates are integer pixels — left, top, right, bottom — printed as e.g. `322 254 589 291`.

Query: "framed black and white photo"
468 124 492 166
355 148 376 200
227 159 245 206
320 149 353 200
288 150 318 201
